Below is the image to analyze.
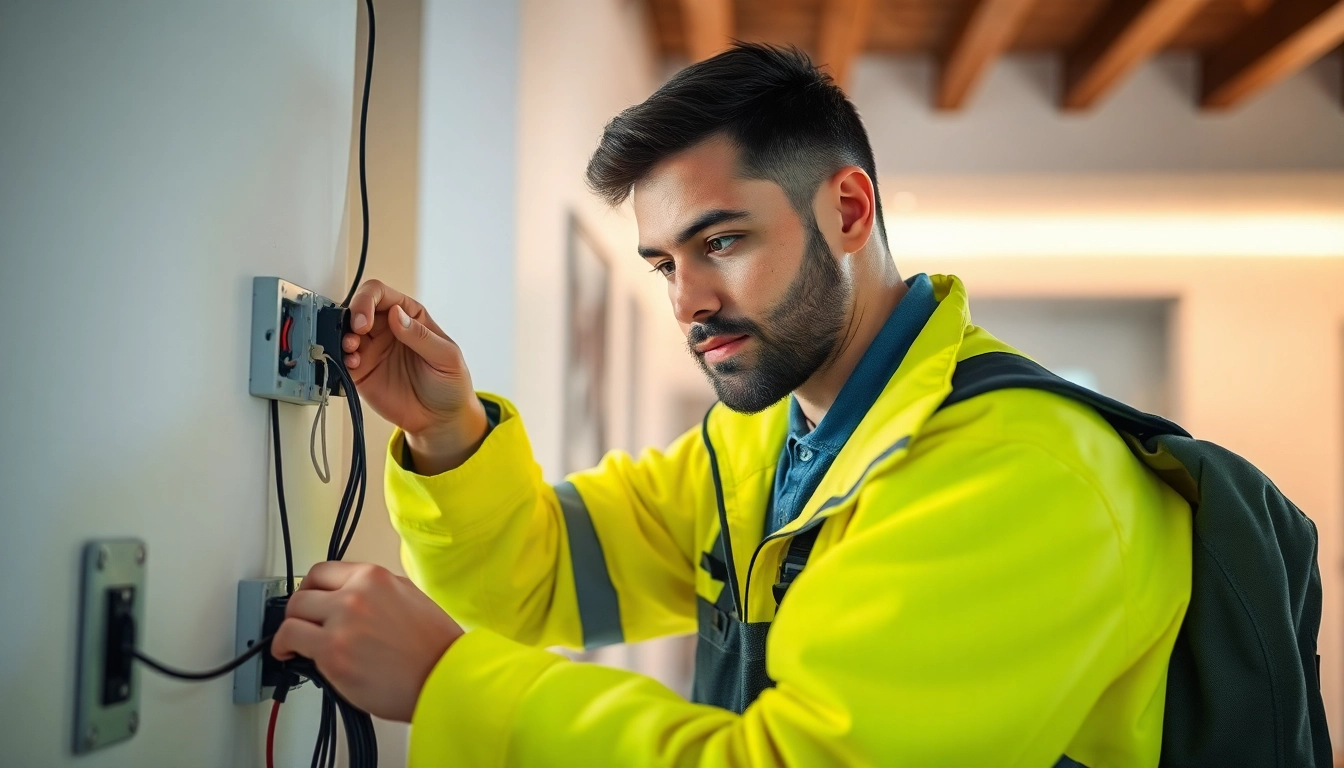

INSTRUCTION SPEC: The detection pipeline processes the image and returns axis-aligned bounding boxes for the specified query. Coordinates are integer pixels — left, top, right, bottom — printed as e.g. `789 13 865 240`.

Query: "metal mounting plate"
249 277 343 405
232 577 290 704
73 538 146 754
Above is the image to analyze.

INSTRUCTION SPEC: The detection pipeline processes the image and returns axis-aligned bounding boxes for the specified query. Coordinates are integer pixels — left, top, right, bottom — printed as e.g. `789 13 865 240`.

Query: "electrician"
272 44 1191 767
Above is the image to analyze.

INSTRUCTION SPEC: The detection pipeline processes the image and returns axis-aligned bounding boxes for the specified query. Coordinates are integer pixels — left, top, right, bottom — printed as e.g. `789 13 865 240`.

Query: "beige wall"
516 0 667 477
853 53 1344 175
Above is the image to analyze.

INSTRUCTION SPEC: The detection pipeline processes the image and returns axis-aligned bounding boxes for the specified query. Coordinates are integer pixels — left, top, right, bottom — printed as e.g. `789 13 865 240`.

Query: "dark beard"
686 220 849 414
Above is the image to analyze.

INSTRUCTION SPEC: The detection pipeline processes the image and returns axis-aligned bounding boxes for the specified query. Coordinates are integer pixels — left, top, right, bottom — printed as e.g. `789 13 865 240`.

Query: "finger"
285 588 342 624
348 280 426 336
342 333 360 353
300 560 360 592
271 617 326 661
388 305 463 373
345 351 361 370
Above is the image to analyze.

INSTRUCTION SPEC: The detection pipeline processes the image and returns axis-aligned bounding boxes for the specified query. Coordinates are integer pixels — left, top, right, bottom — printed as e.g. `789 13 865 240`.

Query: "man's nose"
670 261 722 326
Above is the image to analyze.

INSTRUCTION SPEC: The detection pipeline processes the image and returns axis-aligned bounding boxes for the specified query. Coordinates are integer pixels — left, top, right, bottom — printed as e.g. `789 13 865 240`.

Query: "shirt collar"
789 273 939 451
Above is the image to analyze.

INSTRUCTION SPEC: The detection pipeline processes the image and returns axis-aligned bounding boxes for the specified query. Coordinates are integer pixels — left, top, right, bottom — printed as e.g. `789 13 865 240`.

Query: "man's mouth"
695 334 749 365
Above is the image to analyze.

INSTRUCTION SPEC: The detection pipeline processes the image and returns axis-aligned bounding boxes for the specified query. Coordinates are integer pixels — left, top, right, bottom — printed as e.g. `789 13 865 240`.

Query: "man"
273 44 1192 766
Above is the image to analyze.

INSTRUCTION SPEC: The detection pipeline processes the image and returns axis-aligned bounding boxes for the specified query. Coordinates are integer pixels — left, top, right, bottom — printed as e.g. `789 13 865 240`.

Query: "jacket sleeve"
387 393 703 651
406 433 1185 767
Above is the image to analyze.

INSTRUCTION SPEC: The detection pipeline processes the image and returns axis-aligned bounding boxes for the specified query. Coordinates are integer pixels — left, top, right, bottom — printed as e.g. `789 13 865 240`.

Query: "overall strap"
772 525 821 606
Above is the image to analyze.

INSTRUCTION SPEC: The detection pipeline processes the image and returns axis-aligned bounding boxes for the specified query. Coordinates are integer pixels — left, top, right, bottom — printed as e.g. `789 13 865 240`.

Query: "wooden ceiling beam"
1202 0 1344 109
936 0 1038 110
679 0 735 63
817 0 876 90
1064 0 1212 110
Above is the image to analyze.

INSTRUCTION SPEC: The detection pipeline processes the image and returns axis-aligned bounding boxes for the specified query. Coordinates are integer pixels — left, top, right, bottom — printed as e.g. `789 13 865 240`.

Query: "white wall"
0 3 359 765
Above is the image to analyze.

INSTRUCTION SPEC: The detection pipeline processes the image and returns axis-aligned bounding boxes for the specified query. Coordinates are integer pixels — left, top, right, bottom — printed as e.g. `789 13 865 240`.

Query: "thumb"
388 305 462 373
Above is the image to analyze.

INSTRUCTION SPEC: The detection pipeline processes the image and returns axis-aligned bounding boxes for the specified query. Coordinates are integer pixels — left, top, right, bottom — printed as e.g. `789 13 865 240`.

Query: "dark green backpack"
940 351 1331 767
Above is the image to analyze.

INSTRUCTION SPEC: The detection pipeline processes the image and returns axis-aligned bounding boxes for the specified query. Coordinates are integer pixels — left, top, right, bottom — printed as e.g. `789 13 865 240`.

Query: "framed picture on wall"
562 214 611 476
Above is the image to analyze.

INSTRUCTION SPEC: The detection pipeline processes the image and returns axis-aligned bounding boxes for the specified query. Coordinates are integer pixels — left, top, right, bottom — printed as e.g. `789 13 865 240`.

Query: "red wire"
280 316 293 353
266 699 281 768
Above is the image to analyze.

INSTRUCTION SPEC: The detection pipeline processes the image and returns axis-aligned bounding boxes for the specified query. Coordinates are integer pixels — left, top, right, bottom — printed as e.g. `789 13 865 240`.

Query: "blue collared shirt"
766 273 939 536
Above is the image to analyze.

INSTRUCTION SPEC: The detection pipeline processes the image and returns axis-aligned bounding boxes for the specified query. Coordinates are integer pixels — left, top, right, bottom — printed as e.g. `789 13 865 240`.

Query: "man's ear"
816 166 877 256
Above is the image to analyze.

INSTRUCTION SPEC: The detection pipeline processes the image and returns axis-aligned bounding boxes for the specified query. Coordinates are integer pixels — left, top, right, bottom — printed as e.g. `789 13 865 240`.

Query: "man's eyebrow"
637 209 751 259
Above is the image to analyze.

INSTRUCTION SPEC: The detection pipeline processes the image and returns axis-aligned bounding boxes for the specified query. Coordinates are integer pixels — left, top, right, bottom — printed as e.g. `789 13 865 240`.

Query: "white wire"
309 354 332 484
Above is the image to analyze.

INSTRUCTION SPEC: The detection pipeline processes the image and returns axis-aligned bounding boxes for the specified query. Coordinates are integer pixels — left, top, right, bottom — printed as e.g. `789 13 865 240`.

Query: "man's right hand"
343 280 489 475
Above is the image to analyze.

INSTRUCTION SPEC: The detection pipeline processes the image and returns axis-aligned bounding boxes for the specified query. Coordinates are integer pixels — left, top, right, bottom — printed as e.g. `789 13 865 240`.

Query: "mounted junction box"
249 277 348 404
74 539 147 754
233 577 298 704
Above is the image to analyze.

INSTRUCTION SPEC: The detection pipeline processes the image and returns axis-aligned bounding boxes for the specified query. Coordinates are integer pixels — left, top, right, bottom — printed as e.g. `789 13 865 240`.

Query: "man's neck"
793 255 906 428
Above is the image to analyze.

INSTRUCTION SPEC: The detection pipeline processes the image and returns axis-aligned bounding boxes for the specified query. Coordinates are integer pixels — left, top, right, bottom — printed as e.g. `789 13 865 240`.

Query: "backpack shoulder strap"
772 351 1191 611
942 351 1190 441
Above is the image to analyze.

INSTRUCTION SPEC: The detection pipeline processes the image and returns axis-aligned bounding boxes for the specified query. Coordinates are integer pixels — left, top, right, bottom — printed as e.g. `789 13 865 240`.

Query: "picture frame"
562 213 612 476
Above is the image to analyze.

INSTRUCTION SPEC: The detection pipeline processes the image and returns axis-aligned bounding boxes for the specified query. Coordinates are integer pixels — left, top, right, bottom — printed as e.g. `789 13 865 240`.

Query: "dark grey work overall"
688 406 815 713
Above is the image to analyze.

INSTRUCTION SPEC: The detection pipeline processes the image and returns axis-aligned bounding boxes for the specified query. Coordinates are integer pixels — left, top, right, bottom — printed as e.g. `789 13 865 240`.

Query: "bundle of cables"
270 356 379 768
132 380 377 768
123 0 380 764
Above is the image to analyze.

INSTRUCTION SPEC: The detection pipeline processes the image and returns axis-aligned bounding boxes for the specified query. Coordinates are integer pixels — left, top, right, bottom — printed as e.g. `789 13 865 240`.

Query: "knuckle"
340 591 367 616
285 592 306 616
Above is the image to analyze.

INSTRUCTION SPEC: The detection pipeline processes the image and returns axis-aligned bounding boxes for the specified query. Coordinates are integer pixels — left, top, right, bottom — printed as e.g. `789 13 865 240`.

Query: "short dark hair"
586 42 887 248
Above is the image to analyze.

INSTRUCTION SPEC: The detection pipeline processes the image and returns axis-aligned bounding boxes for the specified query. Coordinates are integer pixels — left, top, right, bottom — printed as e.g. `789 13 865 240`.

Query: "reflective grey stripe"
554 481 624 648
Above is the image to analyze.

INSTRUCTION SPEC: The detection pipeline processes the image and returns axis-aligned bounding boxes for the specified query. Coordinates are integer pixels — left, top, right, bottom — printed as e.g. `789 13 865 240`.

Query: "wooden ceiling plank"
1064 0 1213 110
1202 0 1344 108
937 0 1039 110
680 0 735 62
817 0 877 89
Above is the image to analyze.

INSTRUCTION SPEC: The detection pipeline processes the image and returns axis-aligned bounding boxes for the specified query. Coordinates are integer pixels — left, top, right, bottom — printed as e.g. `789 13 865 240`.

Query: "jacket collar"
705 274 993 537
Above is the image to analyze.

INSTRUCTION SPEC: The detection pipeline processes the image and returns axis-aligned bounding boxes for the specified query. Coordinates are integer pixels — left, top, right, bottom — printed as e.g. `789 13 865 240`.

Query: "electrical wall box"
250 277 348 404
233 577 296 704
74 538 147 754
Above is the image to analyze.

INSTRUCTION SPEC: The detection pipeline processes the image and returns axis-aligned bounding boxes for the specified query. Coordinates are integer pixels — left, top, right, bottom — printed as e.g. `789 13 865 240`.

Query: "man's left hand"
271 561 464 722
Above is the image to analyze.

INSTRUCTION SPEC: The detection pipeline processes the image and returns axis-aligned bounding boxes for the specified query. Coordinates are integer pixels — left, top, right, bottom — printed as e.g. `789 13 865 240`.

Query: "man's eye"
707 235 740 253
650 261 675 277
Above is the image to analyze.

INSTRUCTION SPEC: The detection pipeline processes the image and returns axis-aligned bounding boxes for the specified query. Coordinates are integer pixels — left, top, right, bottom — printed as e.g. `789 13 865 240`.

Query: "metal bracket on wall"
73 538 147 755
232 577 292 704
249 277 347 405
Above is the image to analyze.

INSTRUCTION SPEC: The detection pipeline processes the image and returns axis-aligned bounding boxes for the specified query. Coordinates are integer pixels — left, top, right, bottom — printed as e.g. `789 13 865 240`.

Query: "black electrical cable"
128 635 274 682
340 0 376 309
272 398 296 595
315 8 376 761
330 361 367 561
135 2 378 763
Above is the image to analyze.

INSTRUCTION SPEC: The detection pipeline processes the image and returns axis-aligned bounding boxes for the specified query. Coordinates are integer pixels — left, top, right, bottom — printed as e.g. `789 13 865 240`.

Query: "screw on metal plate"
127 712 139 734
82 725 99 749
96 546 109 571
135 544 146 565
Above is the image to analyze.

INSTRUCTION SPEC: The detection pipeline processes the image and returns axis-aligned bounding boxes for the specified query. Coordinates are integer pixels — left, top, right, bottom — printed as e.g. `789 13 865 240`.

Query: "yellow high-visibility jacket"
387 274 1192 767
